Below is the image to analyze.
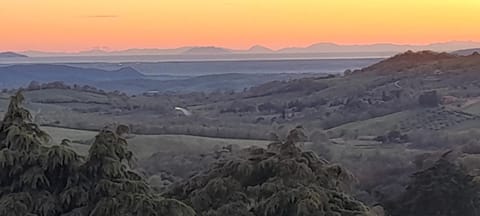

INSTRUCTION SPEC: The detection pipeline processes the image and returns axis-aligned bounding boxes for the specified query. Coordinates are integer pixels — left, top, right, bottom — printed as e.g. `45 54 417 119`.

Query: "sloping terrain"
0 51 28 58
452 48 480 56
3 51 480 142
328 107 479 137
0 62 338 94
359 50 458 75
4 51 480 215
42 126 269 158
95 72 325 93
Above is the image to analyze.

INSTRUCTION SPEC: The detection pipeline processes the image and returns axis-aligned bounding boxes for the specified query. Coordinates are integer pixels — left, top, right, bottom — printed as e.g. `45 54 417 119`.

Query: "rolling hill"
0 64 144 88
95 72 326 93
0 60 352 94
3 50 480 141
0 51 28 58
452 48 480 56
42 126 269 158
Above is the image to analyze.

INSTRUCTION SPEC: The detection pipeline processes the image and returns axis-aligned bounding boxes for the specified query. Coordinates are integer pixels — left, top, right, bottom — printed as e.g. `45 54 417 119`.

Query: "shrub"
418 91 440 107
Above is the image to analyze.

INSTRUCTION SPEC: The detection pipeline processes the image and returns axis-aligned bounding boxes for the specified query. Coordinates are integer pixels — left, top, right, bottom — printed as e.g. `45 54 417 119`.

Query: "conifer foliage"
0 92 195 216
388 154 480 216
166 126 373 216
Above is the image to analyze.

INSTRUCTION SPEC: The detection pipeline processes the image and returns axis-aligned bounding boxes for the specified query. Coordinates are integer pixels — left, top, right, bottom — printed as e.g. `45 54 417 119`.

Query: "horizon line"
3 40 480 53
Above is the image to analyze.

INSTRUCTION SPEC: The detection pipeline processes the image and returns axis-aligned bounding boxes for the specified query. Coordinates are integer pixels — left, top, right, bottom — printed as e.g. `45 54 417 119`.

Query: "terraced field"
328 107 480 137
398 107 479 131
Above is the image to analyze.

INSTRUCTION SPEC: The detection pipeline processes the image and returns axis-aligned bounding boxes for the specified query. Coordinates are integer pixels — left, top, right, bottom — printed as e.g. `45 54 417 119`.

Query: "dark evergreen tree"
388 153 480 216
0 92 195 216
166 127 374 216
81 125 195 216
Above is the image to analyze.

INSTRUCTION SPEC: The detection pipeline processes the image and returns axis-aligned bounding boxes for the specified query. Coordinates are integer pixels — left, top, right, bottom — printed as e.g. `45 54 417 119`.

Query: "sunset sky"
1 0 480 52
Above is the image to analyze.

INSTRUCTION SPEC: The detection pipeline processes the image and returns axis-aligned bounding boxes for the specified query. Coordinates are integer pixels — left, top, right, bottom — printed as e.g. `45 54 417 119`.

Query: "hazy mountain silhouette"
21 47 192 57
278 41 480 53
0 52 28 58
182 46 232 55
246 45 274 53
16 41 480 57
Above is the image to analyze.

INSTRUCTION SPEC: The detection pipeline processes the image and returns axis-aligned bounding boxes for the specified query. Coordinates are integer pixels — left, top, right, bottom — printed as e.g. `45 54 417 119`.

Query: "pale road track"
394 81 402 89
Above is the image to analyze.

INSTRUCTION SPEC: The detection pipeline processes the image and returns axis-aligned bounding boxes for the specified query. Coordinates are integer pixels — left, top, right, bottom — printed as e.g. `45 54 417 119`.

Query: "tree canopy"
0 92 195 216
387 152 480 216
165 126 374 216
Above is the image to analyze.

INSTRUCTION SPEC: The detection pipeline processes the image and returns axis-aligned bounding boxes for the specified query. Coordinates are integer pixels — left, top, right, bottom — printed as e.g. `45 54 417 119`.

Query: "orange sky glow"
1 0 480 52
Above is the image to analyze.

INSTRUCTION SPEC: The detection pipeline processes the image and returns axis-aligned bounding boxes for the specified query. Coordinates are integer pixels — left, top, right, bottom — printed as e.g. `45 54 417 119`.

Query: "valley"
3 1 480 215
2 51 480 215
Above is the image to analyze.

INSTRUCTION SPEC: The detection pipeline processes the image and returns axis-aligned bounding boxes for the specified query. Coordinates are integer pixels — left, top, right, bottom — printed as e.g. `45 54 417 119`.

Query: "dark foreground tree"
165 127 375 216
0 92 194 216
387 152 480 216
81 125 194 216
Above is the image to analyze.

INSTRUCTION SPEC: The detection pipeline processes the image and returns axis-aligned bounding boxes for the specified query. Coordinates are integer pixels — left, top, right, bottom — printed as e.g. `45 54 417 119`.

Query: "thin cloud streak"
84 15 118 18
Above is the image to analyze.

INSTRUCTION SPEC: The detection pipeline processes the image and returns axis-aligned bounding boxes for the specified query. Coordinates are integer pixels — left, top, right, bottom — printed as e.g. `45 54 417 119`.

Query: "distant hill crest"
16 41 480 57
0 51 28 58
182 46 232 55
360 50 480 75
247 45 273 53
384 50 456 62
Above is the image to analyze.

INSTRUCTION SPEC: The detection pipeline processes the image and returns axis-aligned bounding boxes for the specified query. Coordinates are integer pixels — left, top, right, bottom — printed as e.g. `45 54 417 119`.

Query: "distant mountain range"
182 46 231 55
246 45 274 53
10 41 480 57
0 52 28 58
277 41 480 53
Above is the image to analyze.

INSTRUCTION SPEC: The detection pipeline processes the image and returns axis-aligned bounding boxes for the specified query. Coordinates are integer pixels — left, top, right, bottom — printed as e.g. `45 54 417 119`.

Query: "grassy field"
321 134 429 161
327 106 480 137
25 89 110 103
326 110 417 137
463 100 480 115
42 126 269 158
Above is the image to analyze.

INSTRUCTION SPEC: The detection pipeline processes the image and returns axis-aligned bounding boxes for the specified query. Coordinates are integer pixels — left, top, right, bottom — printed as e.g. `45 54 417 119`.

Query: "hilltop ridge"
0 51 28 58
16 41 480 57
359 50 480 75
